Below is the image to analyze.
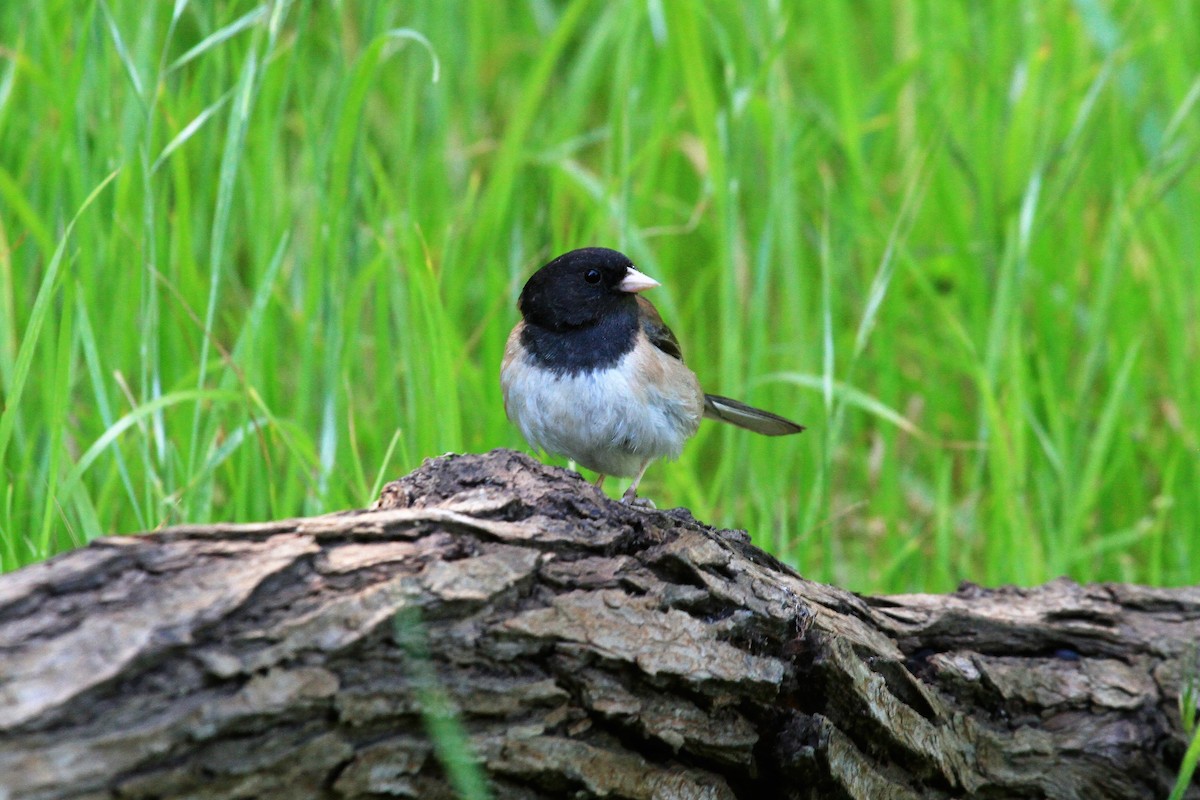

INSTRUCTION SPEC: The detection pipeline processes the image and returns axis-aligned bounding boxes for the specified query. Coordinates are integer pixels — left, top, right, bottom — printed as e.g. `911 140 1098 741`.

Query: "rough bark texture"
0 449 1196 800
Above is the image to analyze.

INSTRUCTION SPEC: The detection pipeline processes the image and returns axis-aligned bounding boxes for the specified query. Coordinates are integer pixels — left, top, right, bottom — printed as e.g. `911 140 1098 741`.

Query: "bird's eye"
584 269 601 284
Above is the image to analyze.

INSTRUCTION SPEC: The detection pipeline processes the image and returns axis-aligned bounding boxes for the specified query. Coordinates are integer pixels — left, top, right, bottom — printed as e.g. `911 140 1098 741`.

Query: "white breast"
501 327 703 477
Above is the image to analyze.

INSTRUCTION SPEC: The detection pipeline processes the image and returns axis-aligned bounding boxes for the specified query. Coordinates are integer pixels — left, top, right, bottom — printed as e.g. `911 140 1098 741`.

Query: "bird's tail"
702 394 805 436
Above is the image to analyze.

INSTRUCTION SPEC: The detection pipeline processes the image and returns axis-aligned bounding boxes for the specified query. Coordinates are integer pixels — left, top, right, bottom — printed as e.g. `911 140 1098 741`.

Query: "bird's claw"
621 494 656 510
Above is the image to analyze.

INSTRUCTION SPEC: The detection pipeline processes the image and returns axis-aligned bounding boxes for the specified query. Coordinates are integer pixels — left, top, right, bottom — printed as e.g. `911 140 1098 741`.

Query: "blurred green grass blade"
878 532 924 589
1024 402 1064 481
309 25 442 503
1064 63 1111 151
769 372 923 437
57 389 242 520
1063 342 1141 549
470 0 594 246
1169 722 1200 800
167 5 268 73
74 290 146 530
2 484 28 572
985 168 1041 379
0 48 16 119
1162 75 1200 148
819 180 835 412
97 0 146 107
0 209 17 382
35 278 77 556
68 480 104 545
393 611 492 800
668 5 723 190
852 169 924 363
243 389 323 494
383 28 441 83
1073 0 1119 52
0 169 119 472
194 417 269 487
1068 523 1153 565
191 14 267 475
151 88 234 174
0 168 54 259
229 232 289 365
369 430 404 504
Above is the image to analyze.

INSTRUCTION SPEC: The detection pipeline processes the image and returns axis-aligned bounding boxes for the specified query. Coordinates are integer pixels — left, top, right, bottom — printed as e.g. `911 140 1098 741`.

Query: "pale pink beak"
617 267 660 293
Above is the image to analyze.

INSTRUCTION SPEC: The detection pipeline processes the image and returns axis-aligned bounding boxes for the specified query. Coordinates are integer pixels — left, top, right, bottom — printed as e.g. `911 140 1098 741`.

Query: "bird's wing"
635 296 684 361
634 296 804 436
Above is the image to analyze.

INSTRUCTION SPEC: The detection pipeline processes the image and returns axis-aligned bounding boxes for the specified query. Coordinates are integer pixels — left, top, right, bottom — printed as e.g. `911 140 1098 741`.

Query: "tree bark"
0 449 1196 800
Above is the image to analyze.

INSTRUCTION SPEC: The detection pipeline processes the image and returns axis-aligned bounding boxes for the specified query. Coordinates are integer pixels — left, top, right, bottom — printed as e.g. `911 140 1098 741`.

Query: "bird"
500 247 804 503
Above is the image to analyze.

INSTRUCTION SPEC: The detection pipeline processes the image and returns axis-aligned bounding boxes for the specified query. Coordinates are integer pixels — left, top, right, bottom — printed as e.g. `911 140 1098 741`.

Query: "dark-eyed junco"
501 247 804 503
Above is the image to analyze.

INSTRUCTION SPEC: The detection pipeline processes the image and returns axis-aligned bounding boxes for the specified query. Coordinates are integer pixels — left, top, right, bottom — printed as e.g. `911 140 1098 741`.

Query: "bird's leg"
594 474 606 490
620 460 654 505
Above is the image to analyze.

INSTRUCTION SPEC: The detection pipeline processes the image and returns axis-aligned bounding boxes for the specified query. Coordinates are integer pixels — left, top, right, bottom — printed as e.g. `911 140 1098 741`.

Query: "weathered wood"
0 449 1196 800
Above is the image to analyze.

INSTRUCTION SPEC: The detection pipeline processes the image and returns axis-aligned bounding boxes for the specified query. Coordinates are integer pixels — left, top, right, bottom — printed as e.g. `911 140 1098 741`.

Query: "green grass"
393 609 492 800
1 0 1197 594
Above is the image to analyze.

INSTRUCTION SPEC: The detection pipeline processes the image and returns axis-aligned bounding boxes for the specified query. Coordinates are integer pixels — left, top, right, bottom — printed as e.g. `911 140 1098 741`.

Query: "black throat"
520 302 639 375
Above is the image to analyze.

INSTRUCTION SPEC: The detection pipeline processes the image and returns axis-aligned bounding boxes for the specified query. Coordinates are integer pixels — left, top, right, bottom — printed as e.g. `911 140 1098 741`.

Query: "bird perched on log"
501 247 804 503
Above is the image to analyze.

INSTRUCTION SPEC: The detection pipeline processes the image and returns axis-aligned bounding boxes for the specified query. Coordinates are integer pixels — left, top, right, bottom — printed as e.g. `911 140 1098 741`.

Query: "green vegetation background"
1 1 1196 592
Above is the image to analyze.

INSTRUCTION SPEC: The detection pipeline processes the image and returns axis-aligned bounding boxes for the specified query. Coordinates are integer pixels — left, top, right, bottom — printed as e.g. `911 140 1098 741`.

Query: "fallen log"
0 449 1196 799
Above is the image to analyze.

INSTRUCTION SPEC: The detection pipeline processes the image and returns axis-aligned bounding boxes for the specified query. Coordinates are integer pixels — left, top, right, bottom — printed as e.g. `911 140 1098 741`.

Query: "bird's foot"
621 491 656 510
620 460 654 506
